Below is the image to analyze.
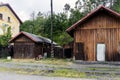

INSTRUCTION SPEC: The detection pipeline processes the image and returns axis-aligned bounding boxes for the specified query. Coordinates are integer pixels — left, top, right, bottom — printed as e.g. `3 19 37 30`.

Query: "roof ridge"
66 6 120 37
11 31 57 45
0 3 22 24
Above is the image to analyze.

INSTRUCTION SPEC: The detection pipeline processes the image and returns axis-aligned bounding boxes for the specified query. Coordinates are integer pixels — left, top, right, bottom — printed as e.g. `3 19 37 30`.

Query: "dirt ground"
0 72 95 80
0 59 120 80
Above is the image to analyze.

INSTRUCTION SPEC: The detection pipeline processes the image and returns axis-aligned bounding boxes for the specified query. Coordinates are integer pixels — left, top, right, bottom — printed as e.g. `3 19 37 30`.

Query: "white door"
97 44 106 61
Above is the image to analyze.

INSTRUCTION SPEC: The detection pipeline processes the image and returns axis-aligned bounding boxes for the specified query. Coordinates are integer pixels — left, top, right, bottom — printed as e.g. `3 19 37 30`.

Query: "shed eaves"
9 31 57 45
22 31 44 43
22 32 57 45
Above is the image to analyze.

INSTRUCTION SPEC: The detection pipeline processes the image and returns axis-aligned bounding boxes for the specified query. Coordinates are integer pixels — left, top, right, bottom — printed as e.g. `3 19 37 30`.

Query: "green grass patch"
0 58 73 66
0 67 11 72
0 67 87 78
48 69 87 78
0 59 12 62
87 67 120 71
39 58 72 65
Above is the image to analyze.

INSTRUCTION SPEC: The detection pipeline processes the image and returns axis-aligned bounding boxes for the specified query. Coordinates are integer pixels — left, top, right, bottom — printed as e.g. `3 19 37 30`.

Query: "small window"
0 13 3 20
8 17 10 22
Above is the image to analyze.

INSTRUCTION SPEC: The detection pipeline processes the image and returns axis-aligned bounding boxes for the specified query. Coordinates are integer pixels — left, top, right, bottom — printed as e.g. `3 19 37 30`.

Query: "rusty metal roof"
9 31 57 45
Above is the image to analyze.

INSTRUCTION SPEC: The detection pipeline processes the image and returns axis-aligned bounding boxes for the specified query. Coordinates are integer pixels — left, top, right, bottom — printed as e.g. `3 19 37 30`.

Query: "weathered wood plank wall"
74 12 120 61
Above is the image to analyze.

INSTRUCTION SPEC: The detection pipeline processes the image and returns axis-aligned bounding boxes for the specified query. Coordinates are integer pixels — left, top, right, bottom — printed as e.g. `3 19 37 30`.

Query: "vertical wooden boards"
74 12 120 61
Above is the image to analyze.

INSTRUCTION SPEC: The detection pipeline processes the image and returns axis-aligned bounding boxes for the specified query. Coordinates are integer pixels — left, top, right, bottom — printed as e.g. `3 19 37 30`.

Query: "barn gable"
66 6 120 37
11 34 34 43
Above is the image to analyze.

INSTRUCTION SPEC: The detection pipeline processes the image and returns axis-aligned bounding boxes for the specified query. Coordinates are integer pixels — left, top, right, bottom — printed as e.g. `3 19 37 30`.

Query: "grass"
0 58 86 78
0 58 12 62
48 69 87 78
0 58 73 66
1 58 120 79
87 67 120 72
0 66 87 78
38 58 73 65
0 67 119 79
0 58 88 78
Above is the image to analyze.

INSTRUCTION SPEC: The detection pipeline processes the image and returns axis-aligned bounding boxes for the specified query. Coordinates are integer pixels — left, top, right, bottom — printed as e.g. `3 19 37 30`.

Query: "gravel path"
0 72 95 80
0 61 120 79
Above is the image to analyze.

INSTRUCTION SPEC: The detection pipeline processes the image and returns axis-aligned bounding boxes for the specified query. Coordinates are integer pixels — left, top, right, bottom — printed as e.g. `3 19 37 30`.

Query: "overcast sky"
0 0 76 22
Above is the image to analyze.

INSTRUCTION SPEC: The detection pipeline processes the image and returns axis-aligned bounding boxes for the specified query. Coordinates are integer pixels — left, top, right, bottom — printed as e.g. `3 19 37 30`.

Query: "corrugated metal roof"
22 31 44 43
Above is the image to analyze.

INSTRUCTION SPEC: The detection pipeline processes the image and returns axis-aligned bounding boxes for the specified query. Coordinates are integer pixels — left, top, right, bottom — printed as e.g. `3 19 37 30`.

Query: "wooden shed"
9 31 56 59
66 6 120 61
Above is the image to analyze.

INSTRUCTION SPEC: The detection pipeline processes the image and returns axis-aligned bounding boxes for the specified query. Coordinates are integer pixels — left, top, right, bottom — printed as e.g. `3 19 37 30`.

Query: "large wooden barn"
9 31 57 59
66 6 120 61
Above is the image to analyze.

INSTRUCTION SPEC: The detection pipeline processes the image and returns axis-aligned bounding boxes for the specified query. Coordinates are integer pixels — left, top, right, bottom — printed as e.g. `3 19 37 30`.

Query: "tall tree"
0 27 11 46
69 9 83 26
111 0 120 13
74 0 116 15
20 20 33 33
64 3 70 14
20 11 46 35
43 13 72 45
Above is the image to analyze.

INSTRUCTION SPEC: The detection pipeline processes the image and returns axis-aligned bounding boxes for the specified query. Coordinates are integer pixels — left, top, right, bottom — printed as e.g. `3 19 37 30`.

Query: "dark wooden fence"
0 46 9 58
54 46 63 58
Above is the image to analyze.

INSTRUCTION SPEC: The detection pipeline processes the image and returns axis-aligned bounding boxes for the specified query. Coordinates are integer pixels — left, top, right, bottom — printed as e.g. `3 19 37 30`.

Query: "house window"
0 13 3 20
8 17 10 22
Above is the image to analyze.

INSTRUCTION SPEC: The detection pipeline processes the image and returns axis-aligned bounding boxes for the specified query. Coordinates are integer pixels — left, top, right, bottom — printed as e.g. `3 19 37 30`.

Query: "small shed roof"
0 3 22 24
66 6 120 37
9 31 57 45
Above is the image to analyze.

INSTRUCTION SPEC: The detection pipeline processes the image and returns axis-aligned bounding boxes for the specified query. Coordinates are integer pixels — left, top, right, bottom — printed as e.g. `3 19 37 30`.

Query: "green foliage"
20 20 33 33
69 9 83 26
21 12 74 46
20 14 46 35
111 0 120 13
20 0 120 46
74 0 117 15
43 13 72 45
0 27 11 46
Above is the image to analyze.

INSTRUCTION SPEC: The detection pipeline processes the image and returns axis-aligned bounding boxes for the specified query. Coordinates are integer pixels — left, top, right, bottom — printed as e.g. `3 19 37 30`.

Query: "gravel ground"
0 72 95 80
0 61 120 79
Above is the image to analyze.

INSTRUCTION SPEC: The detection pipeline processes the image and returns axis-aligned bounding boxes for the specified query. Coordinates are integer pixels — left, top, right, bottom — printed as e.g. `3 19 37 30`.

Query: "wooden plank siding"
14 42 34 58
34 43 44 58
74 12 120 61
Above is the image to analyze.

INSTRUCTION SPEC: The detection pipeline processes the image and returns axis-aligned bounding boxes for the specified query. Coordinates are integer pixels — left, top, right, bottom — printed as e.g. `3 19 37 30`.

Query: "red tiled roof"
66 6 120 37
0 3 22 24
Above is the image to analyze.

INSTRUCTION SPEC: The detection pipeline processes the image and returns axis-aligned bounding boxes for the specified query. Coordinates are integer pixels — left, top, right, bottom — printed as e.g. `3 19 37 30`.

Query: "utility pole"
30 11 35 34
50 0 54 58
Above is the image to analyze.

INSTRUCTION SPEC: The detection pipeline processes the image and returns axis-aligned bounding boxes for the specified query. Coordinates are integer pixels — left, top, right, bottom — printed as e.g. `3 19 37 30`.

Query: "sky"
0 0 76 22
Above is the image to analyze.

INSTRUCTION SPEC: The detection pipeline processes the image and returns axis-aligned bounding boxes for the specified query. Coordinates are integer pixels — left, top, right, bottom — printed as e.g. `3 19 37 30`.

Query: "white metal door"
97 44 106 61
